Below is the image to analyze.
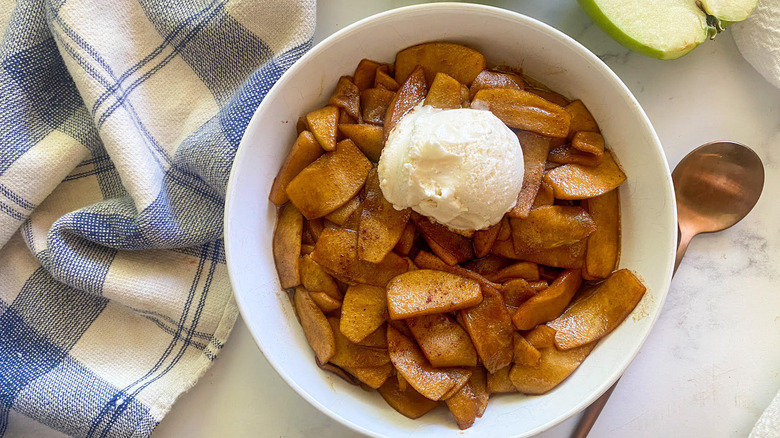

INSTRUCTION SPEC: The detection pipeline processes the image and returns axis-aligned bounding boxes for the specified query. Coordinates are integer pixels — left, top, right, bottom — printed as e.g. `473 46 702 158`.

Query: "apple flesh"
578 0 758 60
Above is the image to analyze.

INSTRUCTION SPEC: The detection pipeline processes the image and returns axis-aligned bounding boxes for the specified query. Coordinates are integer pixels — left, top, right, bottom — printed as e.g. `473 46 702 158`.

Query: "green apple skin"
577 0 708 60
578 0 757 60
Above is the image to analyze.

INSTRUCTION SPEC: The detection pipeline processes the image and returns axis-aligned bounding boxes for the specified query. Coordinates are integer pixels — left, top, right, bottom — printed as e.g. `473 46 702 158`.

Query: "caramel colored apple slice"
337 124 384 162
509 342 596 394
543 149 627 200
306 105 339 151
424 72 463 109
272 202 303 288
286 139 372 219
548 269 646 350
310 228 408 287
386 269 482 320
512 269 582 330
460 287 515 373
471 88 571 138
358 168 411 263
384 65 427 140
269 130 324 205
387 324 472 401
395 42 486 87
293 287 335 364
377 376 439 419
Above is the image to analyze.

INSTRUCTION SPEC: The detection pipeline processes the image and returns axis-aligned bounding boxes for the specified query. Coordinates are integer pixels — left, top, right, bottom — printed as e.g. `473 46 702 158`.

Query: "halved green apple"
578 0 758 59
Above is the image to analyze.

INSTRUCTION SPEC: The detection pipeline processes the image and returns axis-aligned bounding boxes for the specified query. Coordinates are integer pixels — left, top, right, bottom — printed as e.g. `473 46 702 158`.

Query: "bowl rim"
224 2 676 436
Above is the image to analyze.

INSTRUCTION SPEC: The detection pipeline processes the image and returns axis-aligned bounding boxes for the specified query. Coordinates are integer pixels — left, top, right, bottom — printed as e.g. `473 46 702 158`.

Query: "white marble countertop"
153 1 780 437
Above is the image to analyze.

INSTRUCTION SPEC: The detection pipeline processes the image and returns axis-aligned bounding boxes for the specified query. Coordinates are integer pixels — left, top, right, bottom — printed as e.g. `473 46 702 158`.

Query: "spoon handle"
674 226 696 274
571 227 693 437
570 381 618 438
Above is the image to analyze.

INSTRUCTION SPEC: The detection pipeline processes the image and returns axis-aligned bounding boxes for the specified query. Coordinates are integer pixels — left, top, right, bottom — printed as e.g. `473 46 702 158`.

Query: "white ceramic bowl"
225 3 676 437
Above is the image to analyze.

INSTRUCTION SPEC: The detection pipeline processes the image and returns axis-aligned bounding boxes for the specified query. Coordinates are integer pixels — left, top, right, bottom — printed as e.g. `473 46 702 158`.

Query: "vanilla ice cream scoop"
377 104 524 230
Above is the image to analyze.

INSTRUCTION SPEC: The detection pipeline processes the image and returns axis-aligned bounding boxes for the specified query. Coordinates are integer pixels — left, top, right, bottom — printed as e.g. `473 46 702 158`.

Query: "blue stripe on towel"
0 269 108 434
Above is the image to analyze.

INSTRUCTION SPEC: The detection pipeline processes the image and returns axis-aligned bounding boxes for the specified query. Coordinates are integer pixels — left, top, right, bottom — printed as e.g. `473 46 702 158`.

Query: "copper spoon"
571 140 764 438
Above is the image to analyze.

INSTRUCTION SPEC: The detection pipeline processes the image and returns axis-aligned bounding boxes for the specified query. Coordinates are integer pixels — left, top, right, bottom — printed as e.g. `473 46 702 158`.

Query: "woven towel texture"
0 0 315 436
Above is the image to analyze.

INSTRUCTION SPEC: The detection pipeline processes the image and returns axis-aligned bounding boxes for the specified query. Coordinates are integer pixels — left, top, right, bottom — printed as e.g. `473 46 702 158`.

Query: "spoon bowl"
672 141 764 271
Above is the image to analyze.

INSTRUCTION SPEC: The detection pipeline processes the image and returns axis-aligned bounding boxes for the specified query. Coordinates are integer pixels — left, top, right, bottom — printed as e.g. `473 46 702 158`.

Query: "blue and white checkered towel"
0 1 315 436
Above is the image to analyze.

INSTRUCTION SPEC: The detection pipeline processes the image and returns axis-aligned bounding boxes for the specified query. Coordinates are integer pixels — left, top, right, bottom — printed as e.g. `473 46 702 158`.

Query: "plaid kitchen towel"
0 0 315 436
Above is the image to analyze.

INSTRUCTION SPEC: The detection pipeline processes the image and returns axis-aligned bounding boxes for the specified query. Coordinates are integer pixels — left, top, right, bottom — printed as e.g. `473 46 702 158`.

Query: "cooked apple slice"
296 116 308 134
293 287 335 364
339 111 356 125
340 284 388 344
394 42 486 87
386 269 482 320
323 195 362 226
387 324 472 401
468 69 524 99
471 89 571 138
358 168 411 263
361 88 395 125
300 243 315 256
572 131 605 157
424 72 463 109
473 221 502 258
393 222 417 256
407 313 478 367
565 99 600 138
486 366 517 393
374 69 400 91
509 342 596 394
483 261 540 283
445 382 478 430
501 278 536 307
462 255 512 278
337 124 384 162
318 362 359 385
548 269 646 350
328 317 390 368
305 105 339 151
384 65 427 139
411 212 475 265
346 363 394 389
516 240 587 269
469 367 489 417
460 287 515 373
512 269 582 330
308 291 341 313
269 131 324 205
328 76 360 120
583 188 621 279
524 324 557 349
272 203 303 288
510 205 597 254
509 130 553 218
356 324 389 348
299 254 341 300
412 250 500 291
286 139 372 219
548 142 603 167
305 217 324 242
353 58 386 91
377 376 439 419
544 149 627 200
310 228 408 287
513 332 542 367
